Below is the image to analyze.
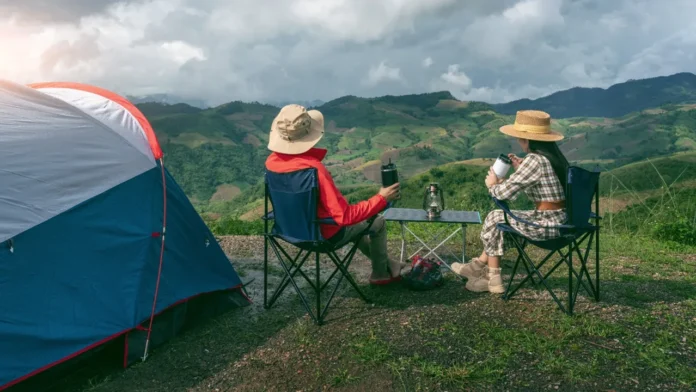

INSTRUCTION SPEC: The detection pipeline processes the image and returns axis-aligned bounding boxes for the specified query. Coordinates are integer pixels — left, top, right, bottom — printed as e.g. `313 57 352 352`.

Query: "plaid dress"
480 153 567 256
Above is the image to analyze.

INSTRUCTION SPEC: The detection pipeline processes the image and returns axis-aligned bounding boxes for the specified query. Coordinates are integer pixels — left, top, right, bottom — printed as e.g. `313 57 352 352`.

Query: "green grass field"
53 230 696 392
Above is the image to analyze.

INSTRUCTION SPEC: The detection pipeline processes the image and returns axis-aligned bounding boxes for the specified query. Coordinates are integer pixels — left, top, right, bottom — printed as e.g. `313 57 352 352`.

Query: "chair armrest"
316 217 340 226
492 197 576 230
590 212 603 220
262 211 275 220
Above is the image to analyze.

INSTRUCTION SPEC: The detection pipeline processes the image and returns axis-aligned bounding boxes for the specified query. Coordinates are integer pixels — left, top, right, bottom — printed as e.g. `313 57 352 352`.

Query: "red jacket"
265 148 387 239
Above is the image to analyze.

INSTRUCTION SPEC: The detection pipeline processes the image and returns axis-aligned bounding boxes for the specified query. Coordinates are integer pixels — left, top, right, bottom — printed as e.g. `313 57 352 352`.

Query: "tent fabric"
31 86 157 162
0 80 247 390
0 167 242 387
0 81 157 243
29 82 163 161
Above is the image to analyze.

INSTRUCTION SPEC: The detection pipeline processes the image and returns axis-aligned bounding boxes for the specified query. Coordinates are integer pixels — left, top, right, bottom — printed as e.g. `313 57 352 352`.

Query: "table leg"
409 225 449 258
403 224 461 274
399 221 406 264
462 223 467 262
408 227 460 262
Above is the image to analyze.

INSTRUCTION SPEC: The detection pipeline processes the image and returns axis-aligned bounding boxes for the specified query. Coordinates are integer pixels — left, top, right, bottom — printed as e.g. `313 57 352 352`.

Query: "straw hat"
268 104 325 154
499 110 564 142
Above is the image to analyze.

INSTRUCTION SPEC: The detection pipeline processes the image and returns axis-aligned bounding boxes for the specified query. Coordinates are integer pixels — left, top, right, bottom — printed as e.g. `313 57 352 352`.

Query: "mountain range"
127 93 209 109
134 72 696 214
492 72 696 118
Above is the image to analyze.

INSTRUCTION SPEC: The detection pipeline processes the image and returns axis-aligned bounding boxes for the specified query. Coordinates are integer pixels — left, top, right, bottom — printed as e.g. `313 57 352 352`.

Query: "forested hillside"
135 73 696 220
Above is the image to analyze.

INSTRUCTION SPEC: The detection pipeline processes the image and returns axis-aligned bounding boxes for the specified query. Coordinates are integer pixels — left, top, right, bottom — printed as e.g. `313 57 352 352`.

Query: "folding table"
382 207 481 275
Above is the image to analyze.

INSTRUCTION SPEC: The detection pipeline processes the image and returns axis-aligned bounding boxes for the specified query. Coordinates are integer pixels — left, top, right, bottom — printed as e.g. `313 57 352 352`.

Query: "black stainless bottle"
381 158 398 187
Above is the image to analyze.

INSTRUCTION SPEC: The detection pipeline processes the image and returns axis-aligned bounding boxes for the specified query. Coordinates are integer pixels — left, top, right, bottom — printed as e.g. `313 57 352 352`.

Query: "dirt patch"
469 110 497 117
435 99 469 110
211 184 242 202
373 104 420 121
170 133 236 148
326 120 351 134
201 212 222 220
445 158 495 167
361 162 382 183
599 196 635 214
380 149 401 163
227 113 264 121
239 204 265 221
344 157 366 170
644 108 667 115
242 134 261 147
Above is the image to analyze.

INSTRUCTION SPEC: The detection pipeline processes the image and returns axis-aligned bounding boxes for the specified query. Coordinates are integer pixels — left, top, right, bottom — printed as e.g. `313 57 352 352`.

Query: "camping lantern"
422 183 444 219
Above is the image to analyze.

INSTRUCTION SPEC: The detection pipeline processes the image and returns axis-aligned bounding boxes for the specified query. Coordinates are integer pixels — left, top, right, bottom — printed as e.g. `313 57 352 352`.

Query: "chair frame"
262 168 374 325
494 166 602 315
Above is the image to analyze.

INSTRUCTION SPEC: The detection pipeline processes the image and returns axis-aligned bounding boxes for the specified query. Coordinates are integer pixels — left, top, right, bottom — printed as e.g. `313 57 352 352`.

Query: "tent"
0 80 250 390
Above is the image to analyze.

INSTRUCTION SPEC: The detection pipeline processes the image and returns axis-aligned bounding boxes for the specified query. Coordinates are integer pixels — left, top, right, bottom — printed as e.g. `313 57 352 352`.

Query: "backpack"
403 255 445 290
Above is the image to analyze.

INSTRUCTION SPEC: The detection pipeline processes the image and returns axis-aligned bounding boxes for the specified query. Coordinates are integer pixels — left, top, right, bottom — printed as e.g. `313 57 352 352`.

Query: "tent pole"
142 157 168 361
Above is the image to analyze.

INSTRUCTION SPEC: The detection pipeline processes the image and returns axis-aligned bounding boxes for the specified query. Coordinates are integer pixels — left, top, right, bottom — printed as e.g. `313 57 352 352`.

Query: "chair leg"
268 247 311 307
264 236 373 325
518 239 537 286
316 249 366 321
504 236 561 304
595 226 600 301
515 242 568 314
568 243 573 316
267 239 319 324
572 236 598 299
264 234 268 309
316 252 322 325
326 250 371 304
503 253 522 300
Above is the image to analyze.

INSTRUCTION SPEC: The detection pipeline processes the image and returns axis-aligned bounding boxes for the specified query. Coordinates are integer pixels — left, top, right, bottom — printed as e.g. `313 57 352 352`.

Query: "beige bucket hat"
268 104 325 154
499 110 564 142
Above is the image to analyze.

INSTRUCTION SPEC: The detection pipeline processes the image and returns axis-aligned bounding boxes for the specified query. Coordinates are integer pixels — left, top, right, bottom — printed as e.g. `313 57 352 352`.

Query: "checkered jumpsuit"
481 153 567 256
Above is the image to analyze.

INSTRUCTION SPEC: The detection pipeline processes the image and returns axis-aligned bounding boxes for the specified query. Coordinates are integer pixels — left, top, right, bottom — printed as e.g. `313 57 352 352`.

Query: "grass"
23 228 695 392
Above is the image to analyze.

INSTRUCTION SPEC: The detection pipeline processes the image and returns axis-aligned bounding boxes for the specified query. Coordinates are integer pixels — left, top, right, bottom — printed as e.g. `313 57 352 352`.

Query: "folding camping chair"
262 168 375 325
494 166 601 315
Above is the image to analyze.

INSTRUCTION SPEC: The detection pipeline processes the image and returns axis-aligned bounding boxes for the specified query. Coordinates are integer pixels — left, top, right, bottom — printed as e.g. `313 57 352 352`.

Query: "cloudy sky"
1 0 695 107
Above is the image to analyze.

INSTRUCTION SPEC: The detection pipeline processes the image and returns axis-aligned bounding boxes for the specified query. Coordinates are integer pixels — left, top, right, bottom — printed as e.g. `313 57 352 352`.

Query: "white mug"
492 154 512 178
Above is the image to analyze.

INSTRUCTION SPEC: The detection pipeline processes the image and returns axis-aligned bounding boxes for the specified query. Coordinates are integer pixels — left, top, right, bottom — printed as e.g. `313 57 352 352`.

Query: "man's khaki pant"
330 215 390 275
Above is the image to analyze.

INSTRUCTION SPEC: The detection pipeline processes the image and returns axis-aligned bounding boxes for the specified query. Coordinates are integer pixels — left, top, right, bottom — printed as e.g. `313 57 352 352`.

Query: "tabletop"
383 207 481 224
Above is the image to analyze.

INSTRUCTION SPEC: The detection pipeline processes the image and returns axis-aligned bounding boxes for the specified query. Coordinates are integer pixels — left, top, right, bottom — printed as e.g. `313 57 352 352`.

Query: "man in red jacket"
265 104 402 284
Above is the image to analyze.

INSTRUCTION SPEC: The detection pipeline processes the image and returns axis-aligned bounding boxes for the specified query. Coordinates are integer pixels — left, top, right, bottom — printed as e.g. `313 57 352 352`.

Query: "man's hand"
379 183 401 202
508 153 523 170
485 168 503 188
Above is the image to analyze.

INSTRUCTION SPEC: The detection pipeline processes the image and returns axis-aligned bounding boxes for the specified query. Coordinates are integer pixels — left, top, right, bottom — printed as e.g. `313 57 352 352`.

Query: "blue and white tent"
0 80 249 390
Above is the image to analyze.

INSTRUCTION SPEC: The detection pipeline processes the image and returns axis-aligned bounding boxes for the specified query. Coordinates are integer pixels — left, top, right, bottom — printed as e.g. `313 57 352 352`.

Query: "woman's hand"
485 168 502 188
508 153 523 170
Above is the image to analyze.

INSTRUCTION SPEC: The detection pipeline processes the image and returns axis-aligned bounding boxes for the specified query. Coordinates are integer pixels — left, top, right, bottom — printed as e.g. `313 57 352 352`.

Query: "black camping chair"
493 166 602 315
262 168 376 325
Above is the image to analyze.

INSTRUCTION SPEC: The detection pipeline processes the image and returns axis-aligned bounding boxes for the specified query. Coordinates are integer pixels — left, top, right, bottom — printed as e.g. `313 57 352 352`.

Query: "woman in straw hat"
451 110 569 293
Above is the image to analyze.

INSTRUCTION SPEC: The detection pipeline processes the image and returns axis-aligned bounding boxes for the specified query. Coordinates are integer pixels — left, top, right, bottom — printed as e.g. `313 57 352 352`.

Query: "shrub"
652 217 696 246
209 218 264 236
